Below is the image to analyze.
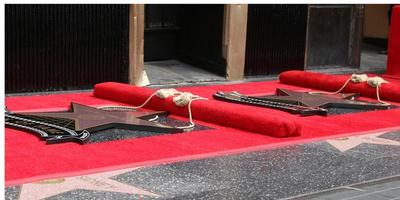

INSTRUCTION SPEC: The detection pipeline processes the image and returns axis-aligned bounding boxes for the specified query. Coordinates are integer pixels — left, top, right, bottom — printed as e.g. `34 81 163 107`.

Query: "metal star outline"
20 102 182 133
255 88 390 110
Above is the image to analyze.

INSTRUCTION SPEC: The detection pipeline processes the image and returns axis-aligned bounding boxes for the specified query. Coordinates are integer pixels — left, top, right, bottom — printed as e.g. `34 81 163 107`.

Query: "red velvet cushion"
279 70 400 103
93 82 301 137
387 6 400 77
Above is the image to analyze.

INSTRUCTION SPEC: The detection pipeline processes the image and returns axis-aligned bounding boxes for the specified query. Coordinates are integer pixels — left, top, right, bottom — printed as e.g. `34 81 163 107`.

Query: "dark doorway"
5 4 130 93
144 5 179 61
244 5 308 76
144 5 226 76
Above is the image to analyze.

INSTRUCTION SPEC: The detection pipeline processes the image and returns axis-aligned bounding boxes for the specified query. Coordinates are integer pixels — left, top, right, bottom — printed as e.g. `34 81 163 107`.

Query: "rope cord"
369 78 390 105
376 86 389 105
97 91 159 111
148 115 159 122
97 89 207 130
176 97 208 130
308 74 390 105
308 78 352 95
308 73 366 95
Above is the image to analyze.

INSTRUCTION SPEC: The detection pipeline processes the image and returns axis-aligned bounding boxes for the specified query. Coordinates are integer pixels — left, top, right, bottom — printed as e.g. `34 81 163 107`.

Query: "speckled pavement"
5 129 400 200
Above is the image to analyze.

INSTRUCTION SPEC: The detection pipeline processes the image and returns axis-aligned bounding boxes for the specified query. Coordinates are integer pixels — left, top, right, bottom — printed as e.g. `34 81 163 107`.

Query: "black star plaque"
21 103 182 133
6 102 182 144
256 88 390 110
213 88 391 116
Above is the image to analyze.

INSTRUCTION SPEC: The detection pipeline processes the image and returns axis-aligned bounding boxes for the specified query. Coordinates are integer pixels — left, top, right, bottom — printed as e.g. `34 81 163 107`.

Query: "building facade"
6 4 374 93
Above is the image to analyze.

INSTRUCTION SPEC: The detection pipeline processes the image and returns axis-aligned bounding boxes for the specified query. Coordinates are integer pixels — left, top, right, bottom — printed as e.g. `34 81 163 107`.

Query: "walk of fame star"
21 102 181 132
17 167 159 200
11 102 183 143
326 131 400 152
257 88 390 110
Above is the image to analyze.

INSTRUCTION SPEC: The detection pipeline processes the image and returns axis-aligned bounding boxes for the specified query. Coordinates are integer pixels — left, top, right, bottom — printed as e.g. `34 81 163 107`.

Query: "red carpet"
279 70 400 103
6 80 400 186
387 6 400 76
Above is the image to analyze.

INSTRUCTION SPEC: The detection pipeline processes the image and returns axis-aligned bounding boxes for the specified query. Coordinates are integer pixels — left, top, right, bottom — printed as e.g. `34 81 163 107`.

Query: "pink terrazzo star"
327 132 400 153
18 167 159 200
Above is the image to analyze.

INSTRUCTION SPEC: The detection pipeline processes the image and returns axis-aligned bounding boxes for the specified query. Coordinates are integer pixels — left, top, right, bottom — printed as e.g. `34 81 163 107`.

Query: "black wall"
144 5 180 61
245 5 308 76
177 5 226 75
6 4 130 93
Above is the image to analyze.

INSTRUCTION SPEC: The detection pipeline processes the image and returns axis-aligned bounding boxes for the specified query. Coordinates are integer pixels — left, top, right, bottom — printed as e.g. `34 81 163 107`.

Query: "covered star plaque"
258 88 390 110
5 102 183 144
214 88 391 116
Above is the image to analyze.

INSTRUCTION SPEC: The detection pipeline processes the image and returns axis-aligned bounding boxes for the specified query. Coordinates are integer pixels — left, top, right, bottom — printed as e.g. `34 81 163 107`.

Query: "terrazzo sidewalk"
5 129 400 200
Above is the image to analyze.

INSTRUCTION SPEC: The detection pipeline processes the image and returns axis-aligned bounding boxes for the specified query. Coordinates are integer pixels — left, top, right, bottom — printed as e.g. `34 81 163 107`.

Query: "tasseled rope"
97 89 207 130
366 77 390 105
172 92 208 129
309 74 368 95
308 74 390 105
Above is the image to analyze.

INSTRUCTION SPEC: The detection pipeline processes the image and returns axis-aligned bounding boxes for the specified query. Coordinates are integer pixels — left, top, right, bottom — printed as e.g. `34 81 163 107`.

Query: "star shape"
256 88 389 109
17 167 159 200
20 102 181 133
326 132 400 152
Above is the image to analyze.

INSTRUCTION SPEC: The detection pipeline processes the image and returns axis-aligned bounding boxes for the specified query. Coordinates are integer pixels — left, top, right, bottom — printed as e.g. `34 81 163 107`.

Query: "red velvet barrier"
279 70 400 103
387 6 400 77
93 82 301 137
